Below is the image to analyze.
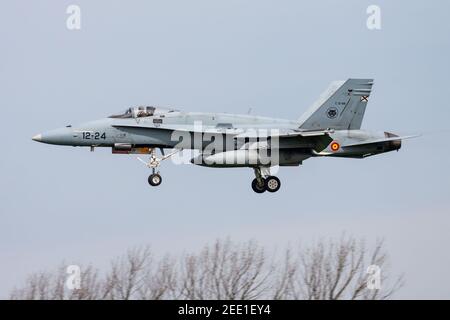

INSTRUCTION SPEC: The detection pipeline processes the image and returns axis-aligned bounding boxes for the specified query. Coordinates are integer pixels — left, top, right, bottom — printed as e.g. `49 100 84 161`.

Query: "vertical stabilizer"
298 79 374 130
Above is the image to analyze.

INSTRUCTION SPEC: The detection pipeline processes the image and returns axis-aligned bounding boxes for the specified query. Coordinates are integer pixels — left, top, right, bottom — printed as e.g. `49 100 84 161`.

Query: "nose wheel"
148 172 162 186
138 148 181 187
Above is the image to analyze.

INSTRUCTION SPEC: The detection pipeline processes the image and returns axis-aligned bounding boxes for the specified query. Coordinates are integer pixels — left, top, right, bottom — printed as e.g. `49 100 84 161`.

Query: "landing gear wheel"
265 176 281 193
251 178 266 193
148 173 162 186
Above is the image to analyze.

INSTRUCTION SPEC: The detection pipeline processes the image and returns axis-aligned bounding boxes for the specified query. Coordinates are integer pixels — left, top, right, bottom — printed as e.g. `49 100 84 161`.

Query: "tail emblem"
326 107 338 119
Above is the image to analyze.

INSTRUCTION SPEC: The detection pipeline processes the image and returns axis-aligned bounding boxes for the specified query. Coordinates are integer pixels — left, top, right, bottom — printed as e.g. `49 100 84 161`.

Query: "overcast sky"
1 0 449 299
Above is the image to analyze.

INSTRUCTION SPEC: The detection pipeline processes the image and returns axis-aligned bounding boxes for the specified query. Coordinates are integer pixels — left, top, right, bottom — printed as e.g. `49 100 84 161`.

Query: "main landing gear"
251 167 281 193
138 148 180 187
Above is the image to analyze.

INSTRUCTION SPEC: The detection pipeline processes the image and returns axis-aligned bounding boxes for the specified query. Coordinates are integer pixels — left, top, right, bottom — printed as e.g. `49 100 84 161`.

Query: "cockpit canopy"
109 106 178 119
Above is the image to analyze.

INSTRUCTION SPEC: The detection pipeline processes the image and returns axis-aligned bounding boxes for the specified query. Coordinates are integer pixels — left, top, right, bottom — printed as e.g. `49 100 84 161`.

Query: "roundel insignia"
330 141 340 152
326 107 338 119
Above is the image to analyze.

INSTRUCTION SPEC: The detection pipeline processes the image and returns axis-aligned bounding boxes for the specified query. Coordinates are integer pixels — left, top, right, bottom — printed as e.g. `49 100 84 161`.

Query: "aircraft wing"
113 123 331 138
112 123 333 152
233 129 333 153
233 129 331 139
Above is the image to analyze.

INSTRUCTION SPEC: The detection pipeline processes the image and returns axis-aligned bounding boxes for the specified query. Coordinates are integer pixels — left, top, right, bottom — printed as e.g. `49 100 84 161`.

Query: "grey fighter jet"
32 79 416 193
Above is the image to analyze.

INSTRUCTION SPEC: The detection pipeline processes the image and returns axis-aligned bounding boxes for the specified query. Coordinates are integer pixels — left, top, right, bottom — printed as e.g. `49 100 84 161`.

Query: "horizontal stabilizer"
342 134 420 147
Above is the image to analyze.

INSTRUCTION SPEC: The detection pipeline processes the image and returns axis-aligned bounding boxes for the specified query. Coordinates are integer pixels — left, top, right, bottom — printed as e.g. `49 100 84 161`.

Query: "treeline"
10 236 403 300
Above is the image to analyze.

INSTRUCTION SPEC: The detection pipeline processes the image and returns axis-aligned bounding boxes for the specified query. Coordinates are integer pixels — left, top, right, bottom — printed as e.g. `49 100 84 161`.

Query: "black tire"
148 173 162 186
251 178 266 193
265 176 281 193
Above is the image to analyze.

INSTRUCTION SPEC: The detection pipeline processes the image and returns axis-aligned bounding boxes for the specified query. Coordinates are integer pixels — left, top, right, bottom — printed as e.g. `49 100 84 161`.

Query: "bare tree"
10 264 103 300
9 236 403 300
179 239 272 299
138 255 178 300
271 248 297 300
282 236 403 300
104 246 152 300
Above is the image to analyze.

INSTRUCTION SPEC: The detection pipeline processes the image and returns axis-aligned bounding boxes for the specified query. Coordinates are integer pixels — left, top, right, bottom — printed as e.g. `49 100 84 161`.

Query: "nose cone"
32 134 42 142
32 127 75 145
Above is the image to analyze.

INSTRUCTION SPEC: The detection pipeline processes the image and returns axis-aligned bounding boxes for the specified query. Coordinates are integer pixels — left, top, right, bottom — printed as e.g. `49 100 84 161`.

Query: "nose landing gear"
138 148 180 187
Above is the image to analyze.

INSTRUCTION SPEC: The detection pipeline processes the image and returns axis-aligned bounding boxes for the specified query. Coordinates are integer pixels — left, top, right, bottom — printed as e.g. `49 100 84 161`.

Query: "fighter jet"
32 79 416 193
